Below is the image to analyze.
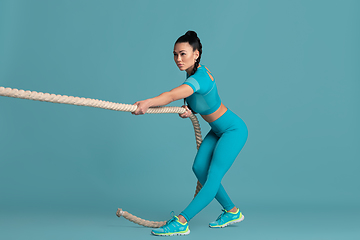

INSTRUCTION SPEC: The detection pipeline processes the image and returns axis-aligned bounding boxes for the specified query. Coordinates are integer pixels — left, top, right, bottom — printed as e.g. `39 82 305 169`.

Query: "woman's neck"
186 64 201 76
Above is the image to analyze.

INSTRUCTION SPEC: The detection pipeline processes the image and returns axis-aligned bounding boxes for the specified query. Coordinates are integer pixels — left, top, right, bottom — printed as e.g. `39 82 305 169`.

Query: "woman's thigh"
208 128 247 179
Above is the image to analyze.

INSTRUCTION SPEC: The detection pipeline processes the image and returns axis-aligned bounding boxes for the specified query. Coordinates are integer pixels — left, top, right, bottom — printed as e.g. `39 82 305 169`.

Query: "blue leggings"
180 109 248 222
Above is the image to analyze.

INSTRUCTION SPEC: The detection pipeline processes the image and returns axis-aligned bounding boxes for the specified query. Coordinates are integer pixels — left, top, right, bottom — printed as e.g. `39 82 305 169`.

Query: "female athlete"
133 30 248 236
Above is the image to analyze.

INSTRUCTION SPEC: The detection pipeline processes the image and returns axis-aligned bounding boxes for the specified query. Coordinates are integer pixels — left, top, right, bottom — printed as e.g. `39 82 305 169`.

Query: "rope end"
116 208 124 217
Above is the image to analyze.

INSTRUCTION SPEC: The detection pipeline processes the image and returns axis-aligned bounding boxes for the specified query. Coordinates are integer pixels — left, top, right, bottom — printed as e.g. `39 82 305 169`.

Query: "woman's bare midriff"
201 103 228 123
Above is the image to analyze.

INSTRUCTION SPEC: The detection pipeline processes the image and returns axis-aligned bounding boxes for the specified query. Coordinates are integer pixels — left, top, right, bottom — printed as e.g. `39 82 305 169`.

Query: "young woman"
133 31 248 236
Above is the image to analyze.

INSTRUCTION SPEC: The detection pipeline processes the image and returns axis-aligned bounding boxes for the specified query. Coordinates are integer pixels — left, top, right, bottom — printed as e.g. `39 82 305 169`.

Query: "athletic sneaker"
151 215 190 236
209 208 244 228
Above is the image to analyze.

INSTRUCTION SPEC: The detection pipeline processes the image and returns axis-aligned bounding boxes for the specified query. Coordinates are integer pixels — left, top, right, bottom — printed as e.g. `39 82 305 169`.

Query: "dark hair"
175 30 202 76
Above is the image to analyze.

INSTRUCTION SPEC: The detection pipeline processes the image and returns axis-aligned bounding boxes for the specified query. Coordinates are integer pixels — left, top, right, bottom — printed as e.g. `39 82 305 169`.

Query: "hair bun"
185 30 198 38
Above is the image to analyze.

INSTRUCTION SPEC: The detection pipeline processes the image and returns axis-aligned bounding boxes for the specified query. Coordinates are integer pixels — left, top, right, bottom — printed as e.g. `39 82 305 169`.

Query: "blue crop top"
183 65 222 115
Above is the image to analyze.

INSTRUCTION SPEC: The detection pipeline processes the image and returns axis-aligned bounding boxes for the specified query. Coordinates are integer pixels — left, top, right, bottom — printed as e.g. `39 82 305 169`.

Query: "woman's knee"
192 162 207 179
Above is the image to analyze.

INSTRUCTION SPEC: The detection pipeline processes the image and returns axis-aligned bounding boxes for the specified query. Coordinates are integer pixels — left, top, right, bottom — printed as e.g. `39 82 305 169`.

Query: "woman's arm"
133 84 194 115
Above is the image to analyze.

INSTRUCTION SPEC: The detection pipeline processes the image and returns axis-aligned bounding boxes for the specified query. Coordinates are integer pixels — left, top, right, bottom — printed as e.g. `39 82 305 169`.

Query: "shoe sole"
151 229 190 236
209 214 245 228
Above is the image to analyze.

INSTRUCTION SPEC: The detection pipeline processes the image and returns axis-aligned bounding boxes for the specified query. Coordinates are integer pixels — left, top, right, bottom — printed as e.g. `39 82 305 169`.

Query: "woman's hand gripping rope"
132 99 152 115
179 105 192 118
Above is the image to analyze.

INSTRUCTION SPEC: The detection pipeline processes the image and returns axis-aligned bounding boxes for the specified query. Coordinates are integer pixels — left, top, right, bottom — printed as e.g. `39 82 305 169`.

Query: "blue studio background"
0 0 359 239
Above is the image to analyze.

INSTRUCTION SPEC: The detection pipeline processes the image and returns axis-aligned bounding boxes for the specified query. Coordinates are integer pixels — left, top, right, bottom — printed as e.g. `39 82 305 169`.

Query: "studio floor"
1 204 359 240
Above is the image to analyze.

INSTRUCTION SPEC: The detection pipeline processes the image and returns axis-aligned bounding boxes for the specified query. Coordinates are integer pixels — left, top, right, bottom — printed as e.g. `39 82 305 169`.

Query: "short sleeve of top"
183 77 201 93
183 65 222 115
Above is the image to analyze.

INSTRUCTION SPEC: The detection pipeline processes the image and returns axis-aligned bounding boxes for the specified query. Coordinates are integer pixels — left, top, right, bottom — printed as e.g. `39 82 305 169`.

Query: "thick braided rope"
0 87 186 114
0 86 203 228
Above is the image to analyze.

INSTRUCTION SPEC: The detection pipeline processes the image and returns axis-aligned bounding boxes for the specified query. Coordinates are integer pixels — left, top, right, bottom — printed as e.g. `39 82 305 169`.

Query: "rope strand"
0 86 203 228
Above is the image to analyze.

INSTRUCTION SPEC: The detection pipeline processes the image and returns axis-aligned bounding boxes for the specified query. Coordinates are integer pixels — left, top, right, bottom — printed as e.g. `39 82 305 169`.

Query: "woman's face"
173 42 199 74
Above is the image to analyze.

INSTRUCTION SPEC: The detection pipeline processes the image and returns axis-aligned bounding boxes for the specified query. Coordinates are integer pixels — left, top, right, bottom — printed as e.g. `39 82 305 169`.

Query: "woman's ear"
194 50 199 60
